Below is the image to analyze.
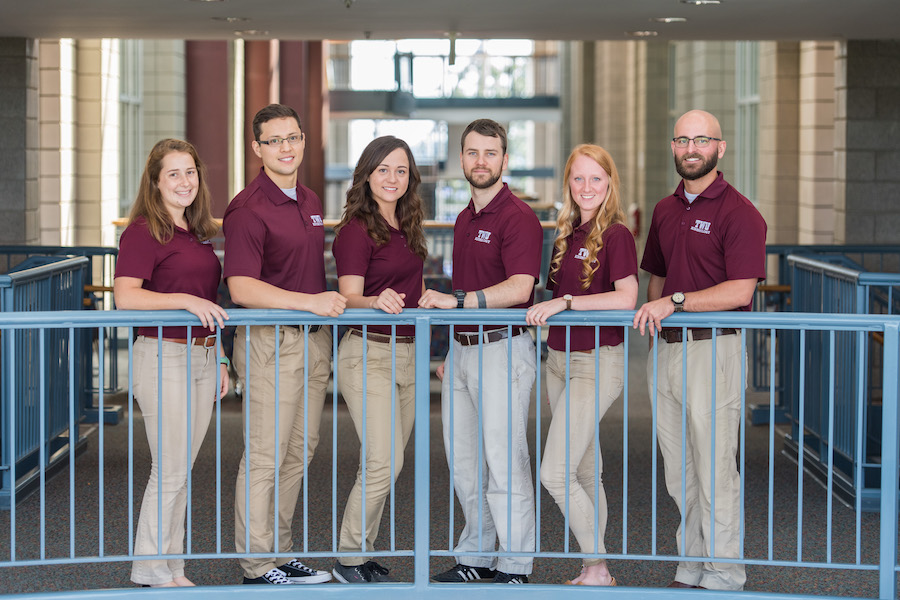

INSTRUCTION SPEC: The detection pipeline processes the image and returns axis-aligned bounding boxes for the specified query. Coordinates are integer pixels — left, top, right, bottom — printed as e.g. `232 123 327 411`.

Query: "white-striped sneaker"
432 563 497 582
277 559 332 584
242 567 293 584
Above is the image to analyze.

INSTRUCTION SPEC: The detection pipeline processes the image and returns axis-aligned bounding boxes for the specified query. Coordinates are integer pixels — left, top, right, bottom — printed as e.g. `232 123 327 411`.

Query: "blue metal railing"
0 257 88 509
0 246 121 415
749 245 900 423
782 254 900 510
0 309 897 600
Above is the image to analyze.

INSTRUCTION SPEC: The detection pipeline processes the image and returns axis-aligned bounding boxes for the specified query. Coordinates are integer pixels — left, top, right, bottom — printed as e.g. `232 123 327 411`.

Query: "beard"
675 151 718 181
464 168 502 190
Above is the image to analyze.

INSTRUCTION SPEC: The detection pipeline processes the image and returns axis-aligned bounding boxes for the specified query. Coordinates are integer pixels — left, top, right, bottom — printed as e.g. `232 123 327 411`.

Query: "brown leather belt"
454 326 528 347
349 328 415 344
660 328 738 344
286 324 321 333
149 336 217 348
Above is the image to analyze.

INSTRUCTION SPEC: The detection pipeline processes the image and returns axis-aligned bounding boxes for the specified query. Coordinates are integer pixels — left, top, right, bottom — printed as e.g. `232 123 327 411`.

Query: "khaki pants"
540 346 623 566
233 325 332 579
335 331 416 565
131 337 217 585
441 332 537 575
649 333 746 591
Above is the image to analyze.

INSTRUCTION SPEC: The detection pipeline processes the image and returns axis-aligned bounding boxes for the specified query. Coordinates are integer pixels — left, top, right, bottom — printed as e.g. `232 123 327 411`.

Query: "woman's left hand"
218 364 230 400
371 288 406 314
526 297 567 326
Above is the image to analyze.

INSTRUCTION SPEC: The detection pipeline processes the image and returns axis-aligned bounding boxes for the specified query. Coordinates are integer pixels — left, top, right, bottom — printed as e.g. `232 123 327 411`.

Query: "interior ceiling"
3 0 899 42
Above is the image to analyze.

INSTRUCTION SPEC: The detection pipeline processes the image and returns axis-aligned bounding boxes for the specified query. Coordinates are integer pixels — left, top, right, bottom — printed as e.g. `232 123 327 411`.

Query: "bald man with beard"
633 110 767 591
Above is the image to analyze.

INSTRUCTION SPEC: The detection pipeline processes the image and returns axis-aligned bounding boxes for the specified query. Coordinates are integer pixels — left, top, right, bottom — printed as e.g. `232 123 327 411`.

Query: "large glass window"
735 41 759 203
338 39 539 99
118 40 143 216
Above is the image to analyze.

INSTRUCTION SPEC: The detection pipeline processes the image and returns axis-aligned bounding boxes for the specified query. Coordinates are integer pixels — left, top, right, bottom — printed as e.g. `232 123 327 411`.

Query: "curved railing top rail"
787 253 900 286
0 256 89 285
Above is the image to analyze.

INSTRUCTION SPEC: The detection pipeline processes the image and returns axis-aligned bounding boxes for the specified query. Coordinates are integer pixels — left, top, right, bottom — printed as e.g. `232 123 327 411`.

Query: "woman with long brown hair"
115 138 229 587
331 136 426 583
526 144 638 586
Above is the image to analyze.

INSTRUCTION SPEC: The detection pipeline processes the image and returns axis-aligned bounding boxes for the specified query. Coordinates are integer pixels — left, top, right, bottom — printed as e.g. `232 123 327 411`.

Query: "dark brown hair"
335 136 427 261
460 118 507 155
252 103 302 141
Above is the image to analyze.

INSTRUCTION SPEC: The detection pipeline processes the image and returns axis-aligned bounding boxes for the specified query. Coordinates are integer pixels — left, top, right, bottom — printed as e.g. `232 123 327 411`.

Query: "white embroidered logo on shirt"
475 230 492 244
690 219 711 234
575 247 589 260
311 215 324 226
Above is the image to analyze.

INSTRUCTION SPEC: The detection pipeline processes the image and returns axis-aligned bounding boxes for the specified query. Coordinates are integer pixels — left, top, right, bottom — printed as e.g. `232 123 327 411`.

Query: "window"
119 40 143 216
735 41 759 203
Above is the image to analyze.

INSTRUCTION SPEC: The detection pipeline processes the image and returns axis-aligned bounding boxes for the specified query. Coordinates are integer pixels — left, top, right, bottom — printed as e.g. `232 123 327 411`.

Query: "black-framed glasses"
672 136 721 148
258 134 304 146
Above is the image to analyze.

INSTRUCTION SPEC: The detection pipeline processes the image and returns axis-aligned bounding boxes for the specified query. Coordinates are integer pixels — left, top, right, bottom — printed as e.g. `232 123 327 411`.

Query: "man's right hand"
309 291 347 317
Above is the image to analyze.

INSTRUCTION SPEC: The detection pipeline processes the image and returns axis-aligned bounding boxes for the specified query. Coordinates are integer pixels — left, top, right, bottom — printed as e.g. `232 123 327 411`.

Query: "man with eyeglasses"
224 103 346 585
633 109 766 591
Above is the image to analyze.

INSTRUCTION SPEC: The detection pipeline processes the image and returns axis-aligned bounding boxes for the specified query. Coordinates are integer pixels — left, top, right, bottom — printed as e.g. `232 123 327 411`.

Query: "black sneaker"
277 559 332 584
363 561 394 582
432 563 498 582
242 567 293 584
332 560 394 583
493 571 528 584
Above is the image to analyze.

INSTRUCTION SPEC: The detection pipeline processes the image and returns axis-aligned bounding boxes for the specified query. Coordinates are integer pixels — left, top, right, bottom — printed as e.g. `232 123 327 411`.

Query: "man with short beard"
419 119 543 584
633 110 766 591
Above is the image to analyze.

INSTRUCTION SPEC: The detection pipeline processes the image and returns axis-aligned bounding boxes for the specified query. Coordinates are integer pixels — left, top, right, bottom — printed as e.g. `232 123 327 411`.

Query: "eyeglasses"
258 134 303 146
672 136 721 148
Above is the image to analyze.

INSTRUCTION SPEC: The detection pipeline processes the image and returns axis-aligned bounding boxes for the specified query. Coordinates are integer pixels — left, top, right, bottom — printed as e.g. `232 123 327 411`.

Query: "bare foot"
173 576 196 586
575 563 615 586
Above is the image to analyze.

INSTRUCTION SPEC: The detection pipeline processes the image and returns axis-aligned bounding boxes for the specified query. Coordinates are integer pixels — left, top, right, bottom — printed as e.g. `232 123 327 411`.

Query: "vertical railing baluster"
878 321 899 600
413 315 432 590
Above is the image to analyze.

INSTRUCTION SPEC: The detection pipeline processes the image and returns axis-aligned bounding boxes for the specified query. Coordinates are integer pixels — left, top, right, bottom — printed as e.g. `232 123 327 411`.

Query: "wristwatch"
563 294 573 310
672 292 685 312
453 289 466 309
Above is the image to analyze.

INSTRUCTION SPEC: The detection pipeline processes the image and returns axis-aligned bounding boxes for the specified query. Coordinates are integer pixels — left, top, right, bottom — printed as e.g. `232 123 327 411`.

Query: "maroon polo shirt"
452 183 543 332
223 167 326 298
640 171 767 311
333 217 424 336
115 216 222 338
546 222 637 351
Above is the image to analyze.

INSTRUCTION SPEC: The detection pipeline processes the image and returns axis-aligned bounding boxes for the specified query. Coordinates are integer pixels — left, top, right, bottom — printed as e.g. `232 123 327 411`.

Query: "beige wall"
797 41 837 243
143 40 186 151
38 40 77 245
757 42 800 247
669 42 736 187
24 40 41 245
75 39 120 247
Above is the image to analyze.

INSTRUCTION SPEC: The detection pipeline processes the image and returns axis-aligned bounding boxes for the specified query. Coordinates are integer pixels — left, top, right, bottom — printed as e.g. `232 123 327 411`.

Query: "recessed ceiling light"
651 17 688 23
680 0 721 4
212 16 248 22
627 30 659 37
234 29 269 37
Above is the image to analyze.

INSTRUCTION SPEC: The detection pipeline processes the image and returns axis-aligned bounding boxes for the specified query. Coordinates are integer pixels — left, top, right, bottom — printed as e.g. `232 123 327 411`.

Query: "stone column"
835 40 900 245
0 38 39 245
757 42 800 247
798 41 837 244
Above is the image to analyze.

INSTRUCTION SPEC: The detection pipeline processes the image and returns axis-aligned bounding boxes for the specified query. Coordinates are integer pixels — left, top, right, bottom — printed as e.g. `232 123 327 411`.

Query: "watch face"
672 292 685 304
